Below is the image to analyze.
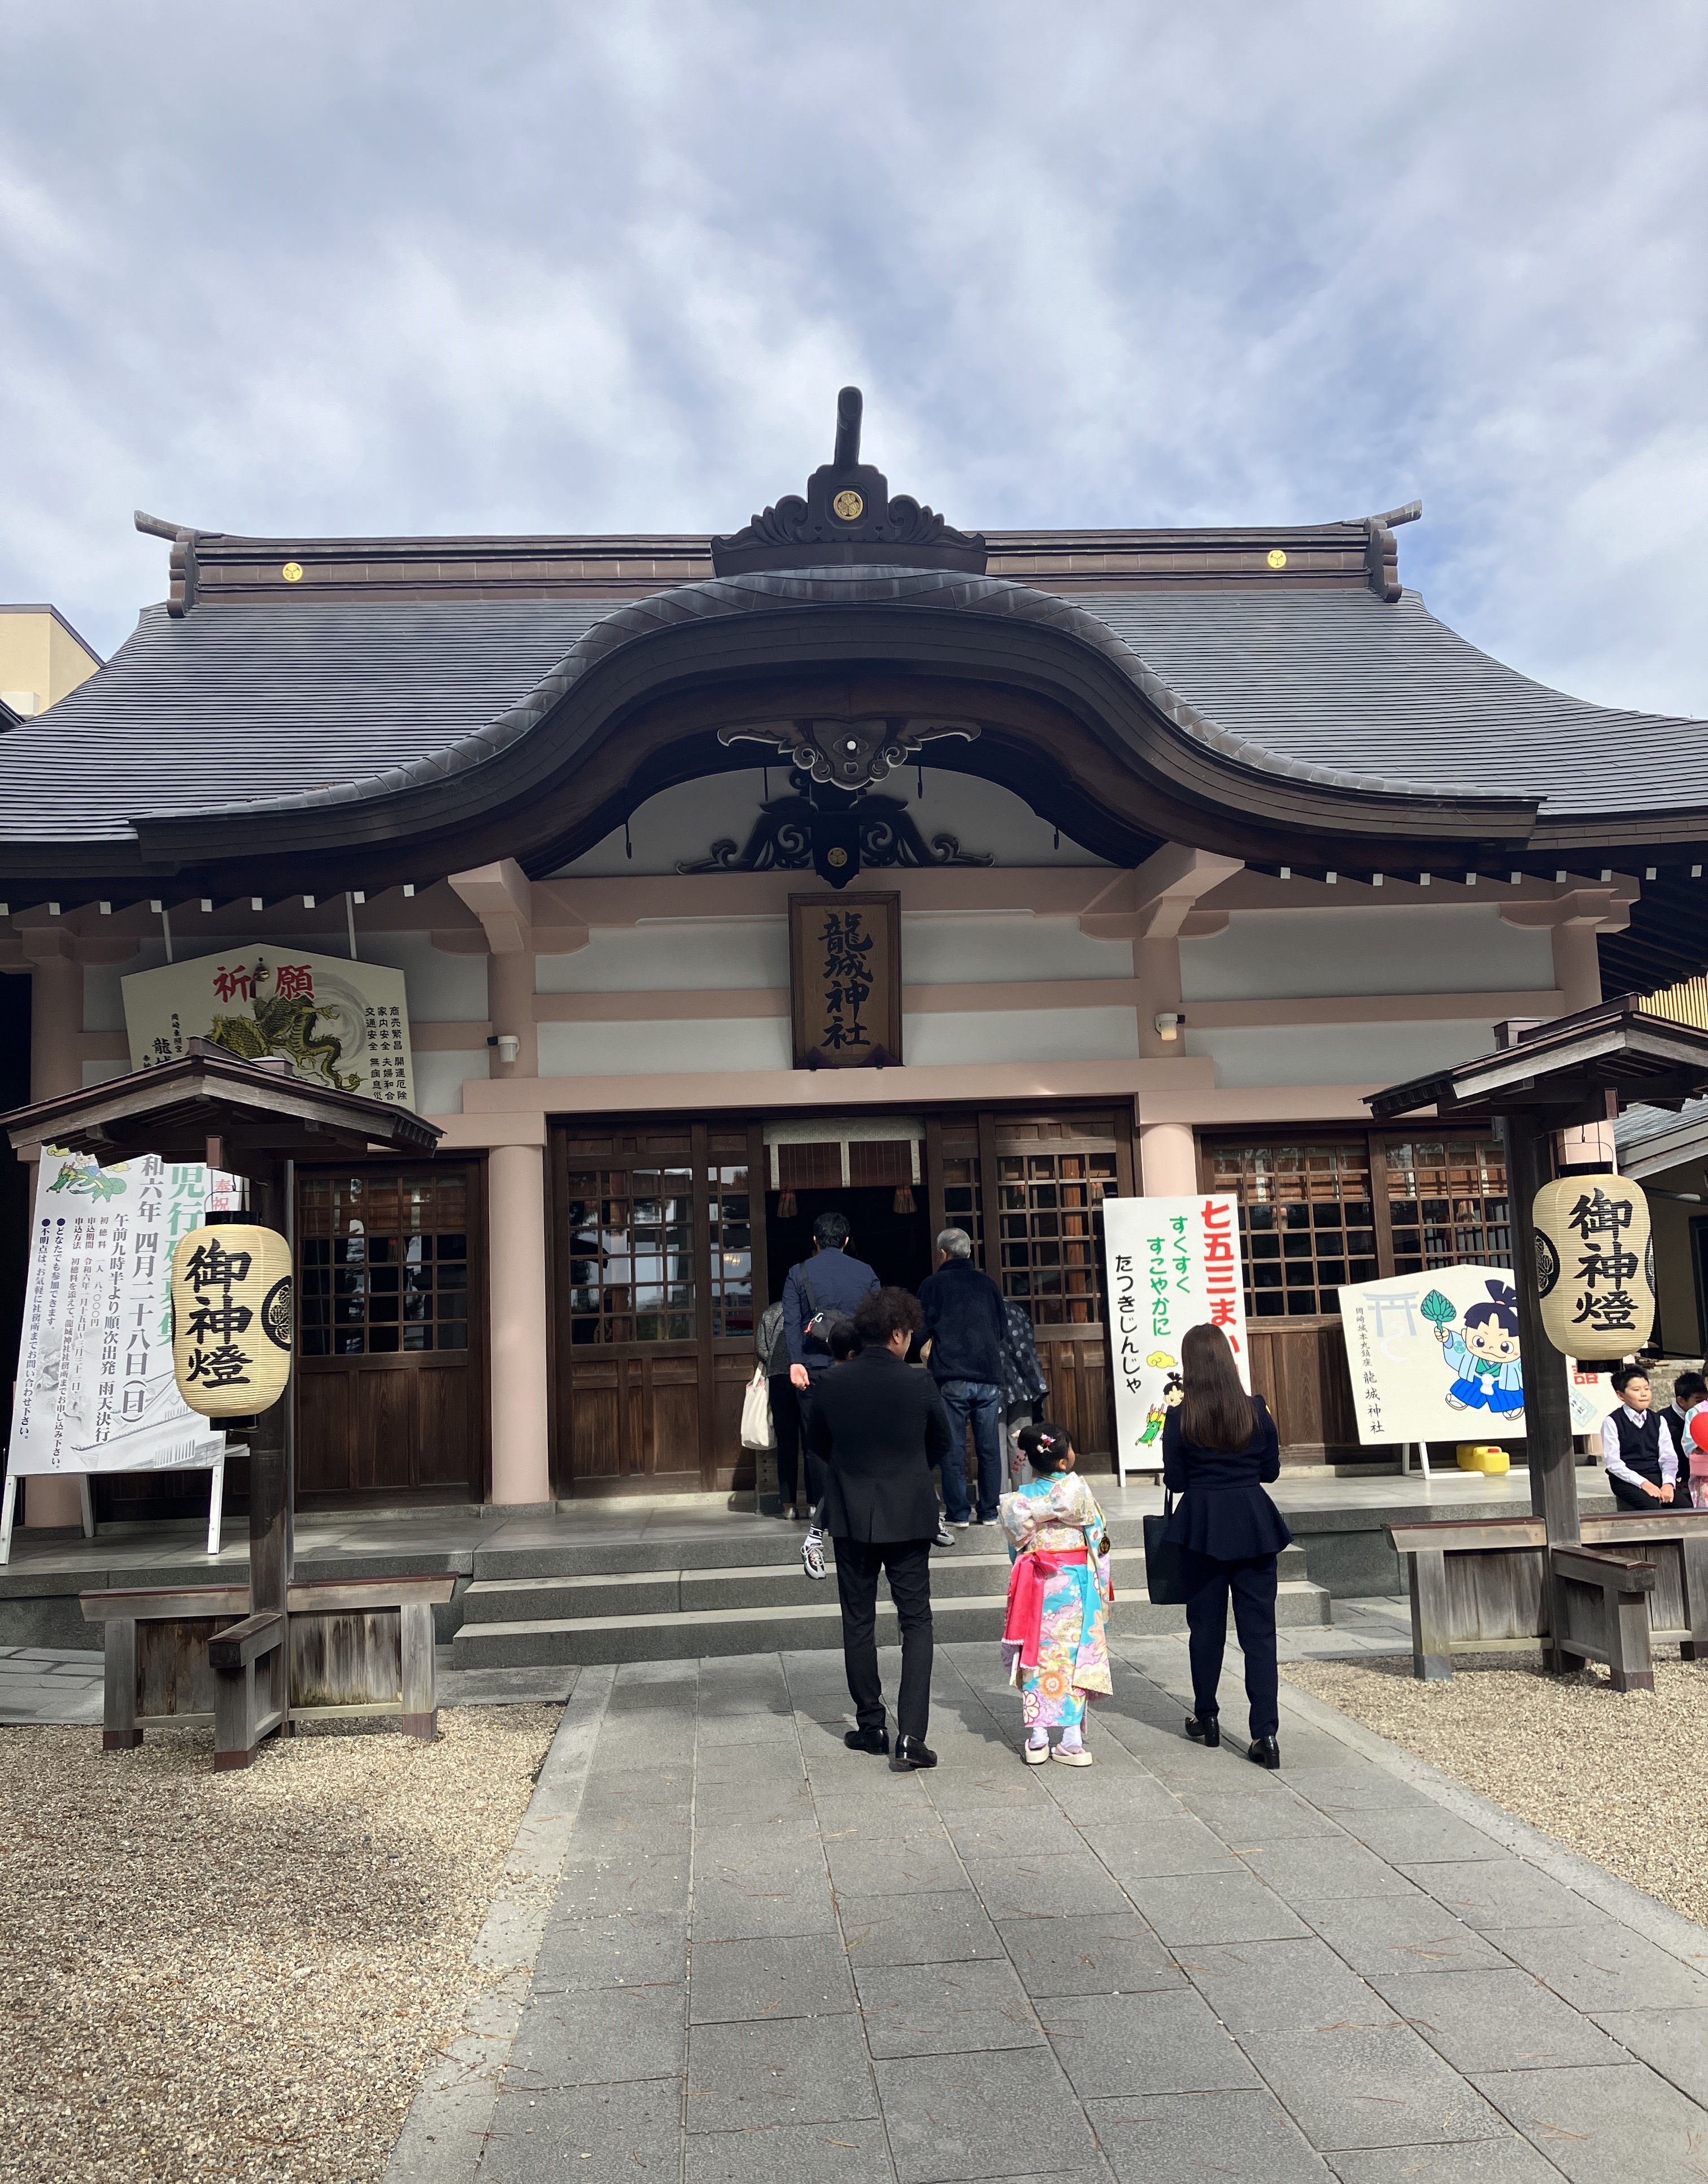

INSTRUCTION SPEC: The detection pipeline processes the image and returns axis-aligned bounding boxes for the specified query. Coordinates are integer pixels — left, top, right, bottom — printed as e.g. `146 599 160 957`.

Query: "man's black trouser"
1180 1547 1279 1741
833 1535 934 1743
1607 1472 1679 1513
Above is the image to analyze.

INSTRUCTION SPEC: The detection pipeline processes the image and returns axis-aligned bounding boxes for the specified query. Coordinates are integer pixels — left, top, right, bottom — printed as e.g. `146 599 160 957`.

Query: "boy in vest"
1600 1364 1681 1513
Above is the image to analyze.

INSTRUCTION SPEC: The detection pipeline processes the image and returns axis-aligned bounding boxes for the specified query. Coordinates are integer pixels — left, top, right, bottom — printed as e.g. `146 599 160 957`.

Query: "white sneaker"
800 1530 827 1581
935 1519 957 1548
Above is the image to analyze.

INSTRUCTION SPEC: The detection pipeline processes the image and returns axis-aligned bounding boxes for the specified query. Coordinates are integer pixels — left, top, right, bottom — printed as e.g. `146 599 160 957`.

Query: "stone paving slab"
398 1637 1708 2184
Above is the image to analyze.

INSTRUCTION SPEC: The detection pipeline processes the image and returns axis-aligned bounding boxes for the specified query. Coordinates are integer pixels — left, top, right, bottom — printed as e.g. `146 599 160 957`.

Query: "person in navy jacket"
1161 1322 1292 1769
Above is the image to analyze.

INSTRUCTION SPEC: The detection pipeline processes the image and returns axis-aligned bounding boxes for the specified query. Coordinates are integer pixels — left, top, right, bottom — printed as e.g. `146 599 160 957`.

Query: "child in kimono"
999 1423 1113 1766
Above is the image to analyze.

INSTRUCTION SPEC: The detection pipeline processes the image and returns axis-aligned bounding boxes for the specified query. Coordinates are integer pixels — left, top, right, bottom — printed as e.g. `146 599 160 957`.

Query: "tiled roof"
0 561 1701 845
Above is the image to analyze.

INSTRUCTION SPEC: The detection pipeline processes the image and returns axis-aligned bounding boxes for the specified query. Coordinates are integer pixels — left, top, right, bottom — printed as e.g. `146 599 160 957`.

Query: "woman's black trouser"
1180 1547 1280 1740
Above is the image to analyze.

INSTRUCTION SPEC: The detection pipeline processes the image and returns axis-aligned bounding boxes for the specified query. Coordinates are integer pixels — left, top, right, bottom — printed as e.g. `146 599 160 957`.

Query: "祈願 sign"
1102 1194 1250 1480
123 947 415 1107
1337 1263 1618 1446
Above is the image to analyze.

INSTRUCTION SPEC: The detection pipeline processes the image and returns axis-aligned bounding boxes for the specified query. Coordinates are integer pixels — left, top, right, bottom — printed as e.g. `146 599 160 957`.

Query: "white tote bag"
740 1367 777 1451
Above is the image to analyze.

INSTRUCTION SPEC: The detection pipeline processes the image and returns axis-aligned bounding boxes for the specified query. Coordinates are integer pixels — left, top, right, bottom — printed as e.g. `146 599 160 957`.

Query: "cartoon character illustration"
45 1150 127 1202
1430 1280 1524 1416
1138 1364 1184 1445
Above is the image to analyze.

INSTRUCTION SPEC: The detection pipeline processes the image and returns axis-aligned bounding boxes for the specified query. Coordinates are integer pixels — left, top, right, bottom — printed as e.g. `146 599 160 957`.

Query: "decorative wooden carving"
788 891 903 1069
679 786 991 884
712 387 988 575
718 715 979 792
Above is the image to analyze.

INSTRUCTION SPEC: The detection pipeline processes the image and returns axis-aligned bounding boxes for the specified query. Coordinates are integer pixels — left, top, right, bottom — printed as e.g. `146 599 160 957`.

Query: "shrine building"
4 389 1706 1521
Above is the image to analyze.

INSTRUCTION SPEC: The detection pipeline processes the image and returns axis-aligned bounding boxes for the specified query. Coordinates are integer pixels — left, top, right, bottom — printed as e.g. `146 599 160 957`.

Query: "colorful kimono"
998 1473 1113 1730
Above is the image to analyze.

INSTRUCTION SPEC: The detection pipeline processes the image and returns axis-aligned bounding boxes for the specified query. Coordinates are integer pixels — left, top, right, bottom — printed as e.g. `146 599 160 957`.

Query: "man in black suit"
805 1286 951 1772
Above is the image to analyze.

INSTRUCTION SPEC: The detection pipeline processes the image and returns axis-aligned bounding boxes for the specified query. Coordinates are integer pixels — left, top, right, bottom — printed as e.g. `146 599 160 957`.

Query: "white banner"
9 1151 229 1476
123 946 415 1108
1337 1264 1618 1446
1104 1193 1250 1479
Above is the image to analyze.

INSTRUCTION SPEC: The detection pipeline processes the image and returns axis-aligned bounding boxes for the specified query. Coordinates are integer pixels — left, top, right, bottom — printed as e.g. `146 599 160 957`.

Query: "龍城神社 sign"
122 946 415 1107
1102 1194 1250 1480
1336 1264 1618 1446
9 1151 232 1477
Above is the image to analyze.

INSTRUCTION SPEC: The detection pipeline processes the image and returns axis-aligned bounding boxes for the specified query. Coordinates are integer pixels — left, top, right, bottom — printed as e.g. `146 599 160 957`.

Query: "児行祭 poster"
1336 1264 1618 1446
122 946 415 1108
9 1151 230 1477
1103 1194 1250 1479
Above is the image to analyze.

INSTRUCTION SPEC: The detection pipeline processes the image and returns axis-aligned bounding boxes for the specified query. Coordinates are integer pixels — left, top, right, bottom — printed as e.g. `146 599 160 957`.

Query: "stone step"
467 1509 1169 1581
450 1576 1332 1668
456 1540 1315 1623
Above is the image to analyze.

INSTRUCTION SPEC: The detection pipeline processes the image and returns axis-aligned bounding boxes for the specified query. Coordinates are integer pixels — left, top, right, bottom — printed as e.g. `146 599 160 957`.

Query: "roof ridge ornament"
711 387 988 576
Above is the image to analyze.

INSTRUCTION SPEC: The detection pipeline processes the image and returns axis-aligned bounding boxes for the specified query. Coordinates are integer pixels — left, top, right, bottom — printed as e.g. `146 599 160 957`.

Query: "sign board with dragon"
121 947 415 1108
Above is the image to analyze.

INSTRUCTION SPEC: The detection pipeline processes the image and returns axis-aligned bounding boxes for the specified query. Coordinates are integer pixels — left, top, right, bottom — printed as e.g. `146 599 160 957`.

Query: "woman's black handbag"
1144 1489 1191 1606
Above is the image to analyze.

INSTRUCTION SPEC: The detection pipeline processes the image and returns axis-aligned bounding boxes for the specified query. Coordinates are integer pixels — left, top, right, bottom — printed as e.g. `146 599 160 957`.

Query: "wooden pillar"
1502 1111 1578 1545
487 1141 552 1506
245 1161 290 1620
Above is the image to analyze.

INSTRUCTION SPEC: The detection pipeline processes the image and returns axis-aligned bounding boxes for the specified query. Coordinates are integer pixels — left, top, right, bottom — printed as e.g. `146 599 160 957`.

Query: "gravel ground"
1284 1652 1708 1929
1 1705 560 2184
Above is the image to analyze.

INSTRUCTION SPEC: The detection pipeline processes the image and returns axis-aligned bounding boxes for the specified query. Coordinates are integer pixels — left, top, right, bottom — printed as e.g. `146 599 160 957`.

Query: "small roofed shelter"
1 1044 440 1760
1369 996 1708 1685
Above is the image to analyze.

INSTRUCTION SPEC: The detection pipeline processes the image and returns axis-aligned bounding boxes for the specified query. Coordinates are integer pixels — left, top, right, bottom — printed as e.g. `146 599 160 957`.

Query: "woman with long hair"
1160 1322 1292 1768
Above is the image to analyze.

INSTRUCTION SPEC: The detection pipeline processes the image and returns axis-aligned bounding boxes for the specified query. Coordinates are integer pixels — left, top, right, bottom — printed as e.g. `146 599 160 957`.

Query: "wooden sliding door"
550 1120 764 1494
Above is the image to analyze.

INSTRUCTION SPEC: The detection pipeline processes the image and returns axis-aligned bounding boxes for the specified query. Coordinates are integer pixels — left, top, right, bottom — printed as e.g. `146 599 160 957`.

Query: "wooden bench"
80 1575 455 1768
1388 1512 1708 1685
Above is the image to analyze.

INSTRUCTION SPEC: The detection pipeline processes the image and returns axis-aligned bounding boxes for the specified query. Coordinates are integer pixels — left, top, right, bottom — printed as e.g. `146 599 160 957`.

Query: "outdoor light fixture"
490 1033 521 1065
1154 1012 1184 1041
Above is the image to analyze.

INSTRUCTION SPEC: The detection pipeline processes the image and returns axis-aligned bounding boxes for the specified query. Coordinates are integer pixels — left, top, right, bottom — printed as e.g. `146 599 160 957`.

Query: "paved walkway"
466 1639 1708 2184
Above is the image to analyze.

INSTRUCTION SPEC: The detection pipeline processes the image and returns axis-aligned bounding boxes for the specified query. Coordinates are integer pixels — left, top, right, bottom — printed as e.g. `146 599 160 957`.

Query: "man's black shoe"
844 1726 890 1755
890 1735 938 1772
1247 1736 1281 1770
1184 1715 1221 1748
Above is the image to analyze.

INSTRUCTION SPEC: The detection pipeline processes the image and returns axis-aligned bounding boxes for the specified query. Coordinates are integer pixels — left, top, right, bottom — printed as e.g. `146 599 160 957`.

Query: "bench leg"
1606 1581 1657 1693
1679 1533 1708 1663
1409 1549 1453 1681
399 1599 437 1738
214 1656 256 1769
102 1617 142 1751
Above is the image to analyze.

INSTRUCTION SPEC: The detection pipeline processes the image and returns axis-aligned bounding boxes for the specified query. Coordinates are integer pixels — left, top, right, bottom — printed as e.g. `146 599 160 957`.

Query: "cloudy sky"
4 2 1705 714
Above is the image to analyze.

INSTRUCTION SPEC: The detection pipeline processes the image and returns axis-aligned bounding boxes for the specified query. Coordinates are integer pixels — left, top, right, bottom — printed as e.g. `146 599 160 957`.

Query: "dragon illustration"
208 993 359 1092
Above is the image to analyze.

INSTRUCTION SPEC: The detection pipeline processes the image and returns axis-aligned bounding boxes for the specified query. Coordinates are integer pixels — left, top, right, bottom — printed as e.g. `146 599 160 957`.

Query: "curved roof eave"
130 566 1529 833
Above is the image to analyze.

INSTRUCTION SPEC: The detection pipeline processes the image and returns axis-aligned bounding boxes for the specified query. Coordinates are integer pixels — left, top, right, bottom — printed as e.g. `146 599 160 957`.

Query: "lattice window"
941 1154 983 1256
708 1163 753 1337
564 1165 696 1345
996 1151 1115 1326
299 1171 469 1356
1208 1141 1377 1319
1386 1139 1510 1274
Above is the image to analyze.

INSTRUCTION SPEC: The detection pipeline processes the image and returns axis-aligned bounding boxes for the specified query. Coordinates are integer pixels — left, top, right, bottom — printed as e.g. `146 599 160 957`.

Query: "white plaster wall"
904 1006 1140 1066
901 913 1132 984
1185 1018 1497 1089
413 1049 491 1115
82 1058 132 1086
356 932 490 1020
1179 905 1555 1002
554 766 1108 876
538 919 788 993
538 1017 794 1076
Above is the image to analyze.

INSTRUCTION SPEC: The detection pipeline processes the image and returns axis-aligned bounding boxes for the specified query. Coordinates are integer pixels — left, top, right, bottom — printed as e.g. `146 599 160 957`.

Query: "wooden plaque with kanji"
788 891 903 1069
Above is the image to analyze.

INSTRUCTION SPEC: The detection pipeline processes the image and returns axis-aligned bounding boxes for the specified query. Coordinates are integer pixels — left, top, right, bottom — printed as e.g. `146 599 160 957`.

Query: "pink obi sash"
1003 1548 1089 1670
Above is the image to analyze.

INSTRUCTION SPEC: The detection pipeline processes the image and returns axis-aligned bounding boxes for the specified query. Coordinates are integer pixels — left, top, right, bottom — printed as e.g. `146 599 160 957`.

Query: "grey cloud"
1 0 1703 718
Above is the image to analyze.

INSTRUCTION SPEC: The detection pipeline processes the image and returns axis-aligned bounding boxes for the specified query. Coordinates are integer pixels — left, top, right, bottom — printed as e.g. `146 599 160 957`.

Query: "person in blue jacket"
1161 1321 1292 1770
782 1212 880 1578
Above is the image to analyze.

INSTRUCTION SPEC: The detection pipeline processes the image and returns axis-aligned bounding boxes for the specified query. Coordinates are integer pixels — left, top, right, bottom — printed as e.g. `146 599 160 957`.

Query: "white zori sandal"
1023 1738 1050 1765
1051 1743 1093 1767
